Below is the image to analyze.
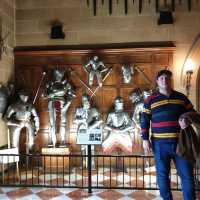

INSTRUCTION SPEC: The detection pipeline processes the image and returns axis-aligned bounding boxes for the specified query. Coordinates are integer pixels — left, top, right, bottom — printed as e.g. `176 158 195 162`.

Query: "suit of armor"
5 92 39 151
74 94 103 167
129 89 152 146
0 82 14 118
102 97 134 154
84 56 108 87
121 65 134 84
45 69 75 147
129 89 152 128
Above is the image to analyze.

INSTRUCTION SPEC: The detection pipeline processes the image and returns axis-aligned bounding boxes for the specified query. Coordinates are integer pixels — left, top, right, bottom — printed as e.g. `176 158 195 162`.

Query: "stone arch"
180 33 200 108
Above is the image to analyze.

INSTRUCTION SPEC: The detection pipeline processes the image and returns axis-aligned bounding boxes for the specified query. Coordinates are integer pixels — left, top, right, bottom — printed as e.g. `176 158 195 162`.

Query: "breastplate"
50 82 66 97
15 104 32 121
110 112 127 128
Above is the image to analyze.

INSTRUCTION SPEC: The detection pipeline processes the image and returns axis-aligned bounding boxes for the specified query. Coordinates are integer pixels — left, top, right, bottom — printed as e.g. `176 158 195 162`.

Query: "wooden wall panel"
14 43 175 153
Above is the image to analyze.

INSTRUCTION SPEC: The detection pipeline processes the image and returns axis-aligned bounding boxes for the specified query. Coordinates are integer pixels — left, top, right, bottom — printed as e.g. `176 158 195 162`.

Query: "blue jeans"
152 139 195 200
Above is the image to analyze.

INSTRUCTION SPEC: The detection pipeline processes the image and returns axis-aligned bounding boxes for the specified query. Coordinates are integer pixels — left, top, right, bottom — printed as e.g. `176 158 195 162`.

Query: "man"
6 91 39 152
141 69 196 200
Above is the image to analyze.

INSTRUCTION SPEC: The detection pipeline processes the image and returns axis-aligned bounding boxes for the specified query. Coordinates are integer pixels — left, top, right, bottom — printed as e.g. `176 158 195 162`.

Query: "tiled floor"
0 186 185 199
0 165 199 199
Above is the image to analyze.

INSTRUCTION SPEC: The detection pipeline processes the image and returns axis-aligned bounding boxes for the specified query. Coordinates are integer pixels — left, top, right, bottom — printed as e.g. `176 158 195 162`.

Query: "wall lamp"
184 58 194 97
50 20 65 39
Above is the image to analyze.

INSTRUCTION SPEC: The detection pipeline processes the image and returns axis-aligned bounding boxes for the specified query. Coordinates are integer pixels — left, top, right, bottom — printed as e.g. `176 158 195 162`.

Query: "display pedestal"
42 147 70 172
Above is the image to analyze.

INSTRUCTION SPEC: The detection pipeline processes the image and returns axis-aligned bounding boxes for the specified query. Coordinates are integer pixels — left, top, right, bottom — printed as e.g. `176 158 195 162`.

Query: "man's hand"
179 118 190 129
142 140 151 155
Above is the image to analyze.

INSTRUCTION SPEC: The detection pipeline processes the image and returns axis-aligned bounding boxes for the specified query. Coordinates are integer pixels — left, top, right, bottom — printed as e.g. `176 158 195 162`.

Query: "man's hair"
156 69 172 79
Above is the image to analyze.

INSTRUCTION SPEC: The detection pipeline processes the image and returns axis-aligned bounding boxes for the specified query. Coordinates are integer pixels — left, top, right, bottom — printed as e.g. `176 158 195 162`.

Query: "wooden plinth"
42 147 70 172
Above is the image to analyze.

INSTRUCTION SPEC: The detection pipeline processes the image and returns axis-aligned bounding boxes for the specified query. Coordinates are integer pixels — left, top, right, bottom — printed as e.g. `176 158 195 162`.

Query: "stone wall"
15 0 200 104
0 0 15 146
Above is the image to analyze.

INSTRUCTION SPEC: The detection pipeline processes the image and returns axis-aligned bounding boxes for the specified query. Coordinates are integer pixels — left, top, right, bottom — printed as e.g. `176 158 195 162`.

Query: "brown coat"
176 112 200 163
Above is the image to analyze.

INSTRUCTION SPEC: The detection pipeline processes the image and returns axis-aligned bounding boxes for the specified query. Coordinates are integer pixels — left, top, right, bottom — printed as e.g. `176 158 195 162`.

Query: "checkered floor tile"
0 166 199 199
0 187 188 199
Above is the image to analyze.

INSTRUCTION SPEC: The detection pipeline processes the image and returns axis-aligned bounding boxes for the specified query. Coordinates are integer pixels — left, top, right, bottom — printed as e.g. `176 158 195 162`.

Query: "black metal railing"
0 152 199 192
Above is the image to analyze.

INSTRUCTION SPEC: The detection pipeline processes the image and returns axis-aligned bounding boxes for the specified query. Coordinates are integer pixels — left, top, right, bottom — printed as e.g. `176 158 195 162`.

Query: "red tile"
20 177 43 185
73 178 88 187
99 179 122 187
36 188 63 200
46 177 69 186
67 189 92 199
103 171 124 177
127 179 147 188
171 191 183 200
6 188 33 199
128 191 156 199
97 189 124 200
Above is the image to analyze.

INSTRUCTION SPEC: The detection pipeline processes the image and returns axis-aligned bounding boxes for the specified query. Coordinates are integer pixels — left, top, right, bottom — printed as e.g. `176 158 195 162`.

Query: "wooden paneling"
14 43 175 153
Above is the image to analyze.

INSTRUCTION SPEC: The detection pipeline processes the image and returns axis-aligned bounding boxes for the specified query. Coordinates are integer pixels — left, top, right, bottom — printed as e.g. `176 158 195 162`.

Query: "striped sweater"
141 90 194 140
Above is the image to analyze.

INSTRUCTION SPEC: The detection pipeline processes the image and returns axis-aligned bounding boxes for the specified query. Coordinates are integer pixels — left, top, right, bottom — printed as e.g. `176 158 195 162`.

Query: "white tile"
1 187 19 193
89 189 107 195
51 194 72 200
19 194 42 200
39 174 61 181
144 165 156 173
113 189 133 195
64 174 83 182
0 194 9 200
147 190 160 196
30 187 49 193
119 196 134 200
91 174 109 182
112 174 135 183
55 188 77 194
20 174 37 180
170 174 181 184
86 196 104 200
139 175 157 185
97 168 110 173
152 196 163 200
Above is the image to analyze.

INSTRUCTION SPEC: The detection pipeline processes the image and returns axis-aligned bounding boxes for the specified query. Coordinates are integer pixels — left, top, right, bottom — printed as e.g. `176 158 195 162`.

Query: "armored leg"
60 109 67 145
60 100 71 146
26 124 35 151
89 71 95 86
10 126 21 149
48 101 56 147
96 71 102 87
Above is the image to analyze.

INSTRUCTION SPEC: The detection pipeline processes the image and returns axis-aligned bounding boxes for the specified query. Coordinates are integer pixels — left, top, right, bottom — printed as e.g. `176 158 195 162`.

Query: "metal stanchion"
87 145 92 193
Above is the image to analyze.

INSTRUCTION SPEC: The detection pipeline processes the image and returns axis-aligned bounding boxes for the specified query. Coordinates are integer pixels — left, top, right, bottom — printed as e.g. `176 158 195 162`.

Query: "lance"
33 71 46 105
69 68 94 95
132 117 141 130
91 67 112 98
135 66 152 87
